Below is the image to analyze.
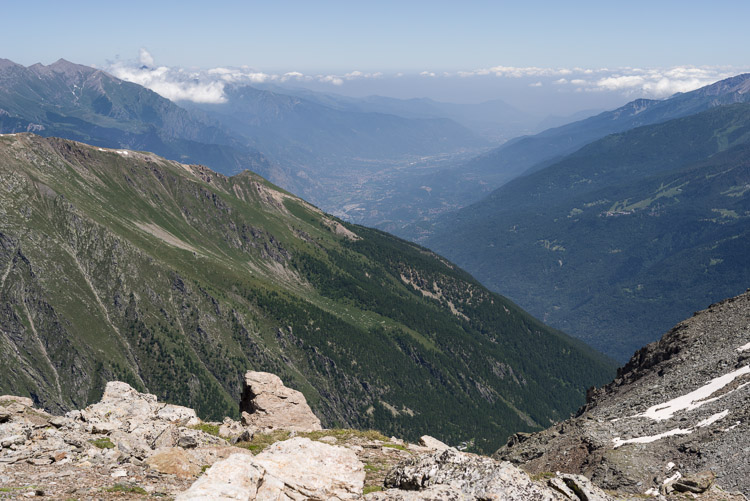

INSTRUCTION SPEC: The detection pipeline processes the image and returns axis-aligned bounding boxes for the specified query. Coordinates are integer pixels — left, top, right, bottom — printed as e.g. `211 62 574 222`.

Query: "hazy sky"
3 1 749 114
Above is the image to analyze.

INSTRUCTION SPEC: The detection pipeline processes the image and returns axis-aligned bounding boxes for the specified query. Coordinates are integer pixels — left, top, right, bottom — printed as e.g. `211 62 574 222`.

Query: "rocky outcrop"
0 383 234 498
495 291 750 497
368 448 613 500
177 437 364 500
240 371 322 432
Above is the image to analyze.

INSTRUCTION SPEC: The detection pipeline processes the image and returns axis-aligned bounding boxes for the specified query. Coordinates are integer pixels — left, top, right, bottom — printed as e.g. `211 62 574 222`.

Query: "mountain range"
394 73 750 240
0 58 502 227
0 133 613 453
0 58 271 176
427 101 750 361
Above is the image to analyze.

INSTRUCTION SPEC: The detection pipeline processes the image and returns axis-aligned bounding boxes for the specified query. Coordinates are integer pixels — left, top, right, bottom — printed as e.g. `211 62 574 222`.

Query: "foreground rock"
496 291 750 498
367 447 613 500
240 371 322 432
0 383 234 498
177 437 364 500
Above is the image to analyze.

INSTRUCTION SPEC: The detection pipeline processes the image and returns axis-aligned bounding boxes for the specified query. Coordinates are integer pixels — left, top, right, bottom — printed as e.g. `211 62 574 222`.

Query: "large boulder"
240 371 322 432
177 437 364 500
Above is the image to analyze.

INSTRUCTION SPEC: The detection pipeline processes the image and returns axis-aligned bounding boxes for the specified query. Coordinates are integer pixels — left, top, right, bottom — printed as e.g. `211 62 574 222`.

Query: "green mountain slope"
427 103 750 362
0 133 613 452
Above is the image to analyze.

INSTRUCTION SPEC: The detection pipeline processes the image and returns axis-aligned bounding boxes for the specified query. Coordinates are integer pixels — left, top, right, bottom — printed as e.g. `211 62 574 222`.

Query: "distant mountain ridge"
397 74 750 239
471 73 750 182
0 58 271 175
428 102 750 361
192 83 487 165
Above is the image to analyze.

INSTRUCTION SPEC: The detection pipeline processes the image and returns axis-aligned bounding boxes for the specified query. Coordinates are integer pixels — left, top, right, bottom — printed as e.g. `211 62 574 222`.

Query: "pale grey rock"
218 417 244 438
419 435 451 451
254 437 364 500
240 371 322 432
110 430 151 459
0 396 34 408
48 416 68 428
152 425 179 449
384 448 563 500
1 435 26 447
91 422 117 435
365 485 472 500
177 437 364 501
157 404 200 426
176 453 262 501
550 473 615 501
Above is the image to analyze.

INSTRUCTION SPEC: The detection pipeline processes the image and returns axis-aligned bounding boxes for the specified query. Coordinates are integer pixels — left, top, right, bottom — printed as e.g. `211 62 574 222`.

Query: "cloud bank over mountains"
105 49 748 106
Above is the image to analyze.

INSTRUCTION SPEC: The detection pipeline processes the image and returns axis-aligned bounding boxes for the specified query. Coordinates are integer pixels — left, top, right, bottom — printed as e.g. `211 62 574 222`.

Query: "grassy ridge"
0 134 613 452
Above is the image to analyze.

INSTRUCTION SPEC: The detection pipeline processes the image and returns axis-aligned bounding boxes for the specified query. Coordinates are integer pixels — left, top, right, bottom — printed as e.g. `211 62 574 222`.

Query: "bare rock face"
177 437 365 500
495 291 750 497
367 448 613 500
240 371 322 432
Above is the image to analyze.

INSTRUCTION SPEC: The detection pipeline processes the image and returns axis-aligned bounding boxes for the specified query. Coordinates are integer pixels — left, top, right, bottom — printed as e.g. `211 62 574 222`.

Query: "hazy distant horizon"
4 0 750 118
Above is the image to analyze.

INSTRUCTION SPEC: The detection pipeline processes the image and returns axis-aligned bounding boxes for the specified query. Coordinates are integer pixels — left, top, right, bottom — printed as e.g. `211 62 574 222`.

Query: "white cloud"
108 64 227 103
105 52 750 105
596 75 646 91
139 48 154 67
319 75 344 86
586 66 740 97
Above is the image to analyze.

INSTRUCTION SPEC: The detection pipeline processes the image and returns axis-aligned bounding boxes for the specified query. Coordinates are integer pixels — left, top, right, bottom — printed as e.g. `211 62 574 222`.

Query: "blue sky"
3 1 749 113
4 0 749 71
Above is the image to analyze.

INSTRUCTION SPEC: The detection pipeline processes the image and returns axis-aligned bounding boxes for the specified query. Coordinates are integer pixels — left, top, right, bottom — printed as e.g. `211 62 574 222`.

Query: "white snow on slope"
738 341 750 352
695 409 729 428
613 428 692 448
636 365 750 421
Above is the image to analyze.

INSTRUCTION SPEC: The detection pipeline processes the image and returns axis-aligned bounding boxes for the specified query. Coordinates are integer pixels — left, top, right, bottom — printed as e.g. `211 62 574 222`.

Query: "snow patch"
612 428 692 448
666 462 675 471
635 365 750 421
724 421 741 431
737 341 750 352
696 409 729 428
117 150 129 156
613 409 732 449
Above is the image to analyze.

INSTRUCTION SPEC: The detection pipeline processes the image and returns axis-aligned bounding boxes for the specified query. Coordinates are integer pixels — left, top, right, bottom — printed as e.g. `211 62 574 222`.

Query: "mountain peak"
25 58 98 80
0 58 23 71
